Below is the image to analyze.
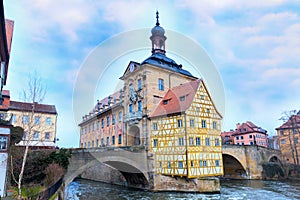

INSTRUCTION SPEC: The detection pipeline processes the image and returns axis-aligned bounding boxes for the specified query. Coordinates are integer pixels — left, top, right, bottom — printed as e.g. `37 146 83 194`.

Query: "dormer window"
180 96 186 101
163 99 169 105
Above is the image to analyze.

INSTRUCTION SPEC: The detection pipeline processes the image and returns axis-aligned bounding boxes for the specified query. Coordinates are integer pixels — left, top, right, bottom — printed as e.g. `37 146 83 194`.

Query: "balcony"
124 111 143 124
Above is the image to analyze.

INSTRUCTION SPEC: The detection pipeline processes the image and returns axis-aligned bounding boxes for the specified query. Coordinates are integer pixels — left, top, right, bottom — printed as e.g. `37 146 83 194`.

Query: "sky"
3 0 300 147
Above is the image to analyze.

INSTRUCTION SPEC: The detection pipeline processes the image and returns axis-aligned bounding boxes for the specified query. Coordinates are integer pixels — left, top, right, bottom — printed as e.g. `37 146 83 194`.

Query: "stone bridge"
63 145 283 193
222 144 283 179
64 146 151 189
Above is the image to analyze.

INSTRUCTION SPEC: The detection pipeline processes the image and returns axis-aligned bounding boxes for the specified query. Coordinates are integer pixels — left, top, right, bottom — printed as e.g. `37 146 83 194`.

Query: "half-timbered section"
150 79 223 178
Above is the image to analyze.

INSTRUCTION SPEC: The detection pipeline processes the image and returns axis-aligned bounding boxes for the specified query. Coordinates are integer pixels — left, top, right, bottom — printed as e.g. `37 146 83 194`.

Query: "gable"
119 61 141 80
186 81 222 120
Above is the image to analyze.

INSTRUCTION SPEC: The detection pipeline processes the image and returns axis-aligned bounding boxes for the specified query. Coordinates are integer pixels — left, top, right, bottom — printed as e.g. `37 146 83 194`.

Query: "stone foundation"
152 174 220 193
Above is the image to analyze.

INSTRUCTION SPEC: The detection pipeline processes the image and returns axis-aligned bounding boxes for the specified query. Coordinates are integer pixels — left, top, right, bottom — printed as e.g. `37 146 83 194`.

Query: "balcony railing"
124 111 143 124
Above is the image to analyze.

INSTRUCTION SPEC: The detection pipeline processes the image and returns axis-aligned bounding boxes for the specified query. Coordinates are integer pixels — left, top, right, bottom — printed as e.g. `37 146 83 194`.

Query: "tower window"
201 120 206 128
138 79 142 90
153 123 158 130
158 79 164 91
138 101 142 112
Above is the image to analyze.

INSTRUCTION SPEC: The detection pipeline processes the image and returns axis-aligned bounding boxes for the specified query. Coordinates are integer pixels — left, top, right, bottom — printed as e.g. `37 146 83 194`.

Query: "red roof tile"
9 101 57 114
150 79 201 118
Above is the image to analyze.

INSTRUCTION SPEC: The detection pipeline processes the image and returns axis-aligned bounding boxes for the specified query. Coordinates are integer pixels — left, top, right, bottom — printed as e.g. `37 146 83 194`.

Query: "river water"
65 178 300 200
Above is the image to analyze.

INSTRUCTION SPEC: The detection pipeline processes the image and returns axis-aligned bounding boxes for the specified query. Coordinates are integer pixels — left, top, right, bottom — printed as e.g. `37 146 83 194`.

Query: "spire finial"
156 10 160 26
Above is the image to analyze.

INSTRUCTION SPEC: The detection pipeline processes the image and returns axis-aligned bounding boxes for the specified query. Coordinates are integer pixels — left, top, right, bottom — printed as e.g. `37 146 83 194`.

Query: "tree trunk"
18 144 29 199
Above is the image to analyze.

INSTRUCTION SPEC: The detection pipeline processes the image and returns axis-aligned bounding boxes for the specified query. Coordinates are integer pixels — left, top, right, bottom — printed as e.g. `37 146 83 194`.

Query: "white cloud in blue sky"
3 0 300 147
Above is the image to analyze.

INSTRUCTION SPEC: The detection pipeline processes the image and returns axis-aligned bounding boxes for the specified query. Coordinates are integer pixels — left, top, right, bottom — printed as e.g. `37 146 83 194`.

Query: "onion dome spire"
150 11 167 54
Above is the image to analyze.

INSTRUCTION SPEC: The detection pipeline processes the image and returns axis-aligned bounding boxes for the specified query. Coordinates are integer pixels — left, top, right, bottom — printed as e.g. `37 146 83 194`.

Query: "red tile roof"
276 115 300 130
9 101 57 114
150 79 201 118
5 19 13 56
231 121 267 136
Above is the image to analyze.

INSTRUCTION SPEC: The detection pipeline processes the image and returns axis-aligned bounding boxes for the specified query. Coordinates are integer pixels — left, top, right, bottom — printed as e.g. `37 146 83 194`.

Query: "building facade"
79 12 223 179
222 121 268 148
0 1 14 103
276 112 300 165
0 90 57 149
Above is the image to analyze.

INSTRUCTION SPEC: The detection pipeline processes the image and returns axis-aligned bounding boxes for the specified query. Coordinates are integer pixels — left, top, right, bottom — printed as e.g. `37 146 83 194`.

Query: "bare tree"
279 110 300 165
16 72 46 199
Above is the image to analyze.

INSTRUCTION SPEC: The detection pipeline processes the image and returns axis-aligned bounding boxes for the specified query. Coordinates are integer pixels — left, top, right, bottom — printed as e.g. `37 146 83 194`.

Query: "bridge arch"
222 153 248 179
64 148 149 189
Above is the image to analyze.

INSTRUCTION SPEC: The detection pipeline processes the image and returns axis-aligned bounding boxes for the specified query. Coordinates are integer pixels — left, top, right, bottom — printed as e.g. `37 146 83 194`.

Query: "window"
46 117 51 125
88 141 90 148
249 135 253 139
138 79 142 90
244 128 247 131
106 137 109 145
112 114 116 125
153 123 158 130
205 138 210 146
242 143 244 145
294 138 299 144
206 108 210 113
215 160 220 166
84 143 86 148
180 96 185 101
241 136 244 140
33 132 39 140
92 140 94 148
107 116 110 126
201 120 206 128
191 161 194 167
11 114 16 123
203 160 207 166
215 138 220 146
250 141 254 145
129 104 133 113
159 162 162 168
200 95 204 100
96 139 99 147
118 134 122 144
213 121 217 129
0 136 8 150
23 115 28 124
158 78 164 91
196 137 201 146
280 130 284 136
138 101 142 112
88 125 90 133
293 129 297 134
167 161 171 169
178 161 183 169
179 137 184 146
190 119 194 128
236 136 239 140
92 122 95 131
153 139 158 147
178 119 183 128
101 138 104 146
189 137 194 146
101 119 104 128
45 132 50 140
119 111 122 122
112 136 115 145
199 160 203 167
97 121 100 130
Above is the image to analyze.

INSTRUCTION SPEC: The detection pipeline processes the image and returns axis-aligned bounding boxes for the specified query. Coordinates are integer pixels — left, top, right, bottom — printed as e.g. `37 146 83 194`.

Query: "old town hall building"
79 12 223 179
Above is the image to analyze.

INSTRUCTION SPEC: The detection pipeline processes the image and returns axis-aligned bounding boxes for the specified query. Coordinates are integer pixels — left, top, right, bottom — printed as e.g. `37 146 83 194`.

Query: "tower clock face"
129 63 135 72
